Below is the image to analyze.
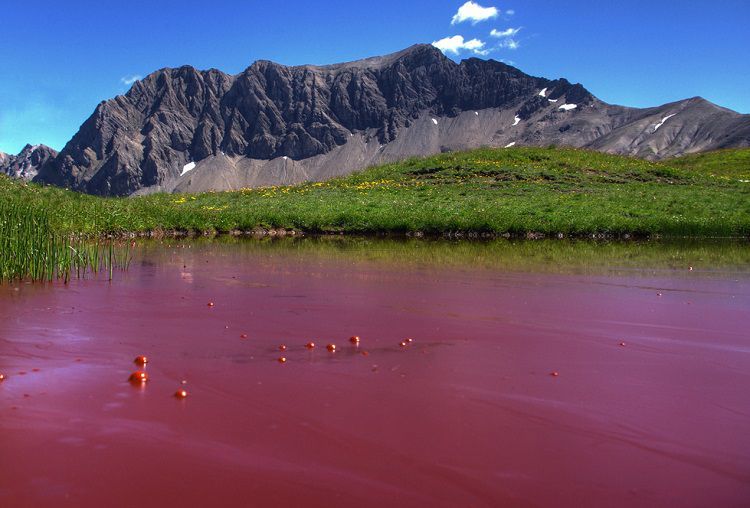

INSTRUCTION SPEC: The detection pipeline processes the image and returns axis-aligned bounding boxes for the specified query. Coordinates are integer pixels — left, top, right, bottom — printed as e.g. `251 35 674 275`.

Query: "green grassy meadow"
1 147 748 239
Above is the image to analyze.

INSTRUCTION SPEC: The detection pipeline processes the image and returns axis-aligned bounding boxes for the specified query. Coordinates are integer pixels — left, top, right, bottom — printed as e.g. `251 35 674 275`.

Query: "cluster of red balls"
129 355 187 399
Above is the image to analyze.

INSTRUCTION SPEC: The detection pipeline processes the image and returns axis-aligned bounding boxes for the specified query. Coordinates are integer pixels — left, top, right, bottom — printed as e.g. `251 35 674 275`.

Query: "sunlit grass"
0 146 748 238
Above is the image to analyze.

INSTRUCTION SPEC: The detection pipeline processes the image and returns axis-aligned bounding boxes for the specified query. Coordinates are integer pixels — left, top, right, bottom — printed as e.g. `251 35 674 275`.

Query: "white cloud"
499 39 520 50
506 9 515 16
490 27 521 38
451 2 499 25
120 75 142 86
432 35 488 55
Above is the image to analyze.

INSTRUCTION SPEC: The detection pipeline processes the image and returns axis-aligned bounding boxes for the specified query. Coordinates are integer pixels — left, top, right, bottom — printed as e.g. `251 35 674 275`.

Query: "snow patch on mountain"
654 114 676 132
181 162 196 176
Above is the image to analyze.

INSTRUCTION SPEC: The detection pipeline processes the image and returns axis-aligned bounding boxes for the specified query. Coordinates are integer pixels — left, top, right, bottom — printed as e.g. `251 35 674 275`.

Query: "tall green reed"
0 201 131 283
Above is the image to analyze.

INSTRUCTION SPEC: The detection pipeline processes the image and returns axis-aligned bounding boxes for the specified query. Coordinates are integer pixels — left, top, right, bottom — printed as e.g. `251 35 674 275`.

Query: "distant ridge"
31 44 750 196
1 144 58 181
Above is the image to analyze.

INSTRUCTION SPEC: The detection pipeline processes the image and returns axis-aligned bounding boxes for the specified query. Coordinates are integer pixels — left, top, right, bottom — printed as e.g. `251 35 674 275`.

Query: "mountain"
34 44 750 196
1 144 58 181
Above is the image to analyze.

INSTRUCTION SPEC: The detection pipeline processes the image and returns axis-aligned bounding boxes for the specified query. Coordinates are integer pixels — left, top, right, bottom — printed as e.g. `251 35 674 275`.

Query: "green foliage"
1 147 748 239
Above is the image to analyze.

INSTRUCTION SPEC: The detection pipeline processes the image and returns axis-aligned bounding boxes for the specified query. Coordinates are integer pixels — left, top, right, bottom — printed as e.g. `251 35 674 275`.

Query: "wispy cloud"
451 2 499 25
490 27 521 38
432 35 488 56
120 75 142 86
498 39 520 50
505 9 515 16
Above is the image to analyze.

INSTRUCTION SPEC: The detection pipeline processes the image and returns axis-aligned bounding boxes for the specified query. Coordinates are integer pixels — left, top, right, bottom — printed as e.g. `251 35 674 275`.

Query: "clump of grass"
0 200 132 283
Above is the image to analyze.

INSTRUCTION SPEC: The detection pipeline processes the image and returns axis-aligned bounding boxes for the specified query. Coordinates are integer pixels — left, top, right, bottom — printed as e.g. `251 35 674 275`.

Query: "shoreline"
93 227 750 241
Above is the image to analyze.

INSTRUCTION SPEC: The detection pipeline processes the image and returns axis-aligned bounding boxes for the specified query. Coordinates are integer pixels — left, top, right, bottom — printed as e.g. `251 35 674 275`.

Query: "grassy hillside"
670 148 750 178
1 147 748 238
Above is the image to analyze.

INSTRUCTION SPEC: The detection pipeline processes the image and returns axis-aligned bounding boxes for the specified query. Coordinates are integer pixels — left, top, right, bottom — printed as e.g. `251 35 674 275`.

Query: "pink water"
1 240 749 507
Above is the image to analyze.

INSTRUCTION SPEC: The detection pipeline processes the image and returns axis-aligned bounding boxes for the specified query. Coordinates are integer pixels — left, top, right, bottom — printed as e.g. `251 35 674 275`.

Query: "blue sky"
1 0 748 154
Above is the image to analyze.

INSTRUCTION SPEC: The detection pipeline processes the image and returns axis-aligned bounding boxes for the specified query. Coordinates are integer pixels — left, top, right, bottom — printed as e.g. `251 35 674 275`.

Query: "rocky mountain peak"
0 144 58 181
31 44 749 196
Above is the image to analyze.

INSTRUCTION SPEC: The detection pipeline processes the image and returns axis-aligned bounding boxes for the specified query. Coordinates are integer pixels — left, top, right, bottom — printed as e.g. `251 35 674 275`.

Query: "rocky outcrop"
34 44 750 196
1 144 58 180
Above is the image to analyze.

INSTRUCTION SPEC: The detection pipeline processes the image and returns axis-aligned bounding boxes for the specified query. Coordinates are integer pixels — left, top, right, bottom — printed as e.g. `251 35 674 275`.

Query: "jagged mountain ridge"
34 44 750 196
1 144 58 181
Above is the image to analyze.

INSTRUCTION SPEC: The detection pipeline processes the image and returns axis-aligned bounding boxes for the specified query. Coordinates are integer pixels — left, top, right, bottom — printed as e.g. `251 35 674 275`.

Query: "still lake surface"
1 238 749 507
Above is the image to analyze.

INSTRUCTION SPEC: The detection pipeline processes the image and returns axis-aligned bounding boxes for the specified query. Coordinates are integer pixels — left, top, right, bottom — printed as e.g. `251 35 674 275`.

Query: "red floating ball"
305 342 316 349
279 345 287 351
550 371 560 377
326 344 337 352
278 357 287 363
134 355 148 366
349 336 360 344
207 302 215 307
129 371 149 384
174 389 188 399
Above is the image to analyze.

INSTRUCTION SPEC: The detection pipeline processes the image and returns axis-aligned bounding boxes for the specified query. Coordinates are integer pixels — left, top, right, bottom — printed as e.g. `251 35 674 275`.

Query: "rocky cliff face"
34 44 750 196
1 144 58 180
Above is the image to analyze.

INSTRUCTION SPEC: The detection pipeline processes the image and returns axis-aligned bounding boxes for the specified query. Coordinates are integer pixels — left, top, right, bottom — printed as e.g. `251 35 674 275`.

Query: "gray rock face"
35 44 750 196
1 144 58 180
